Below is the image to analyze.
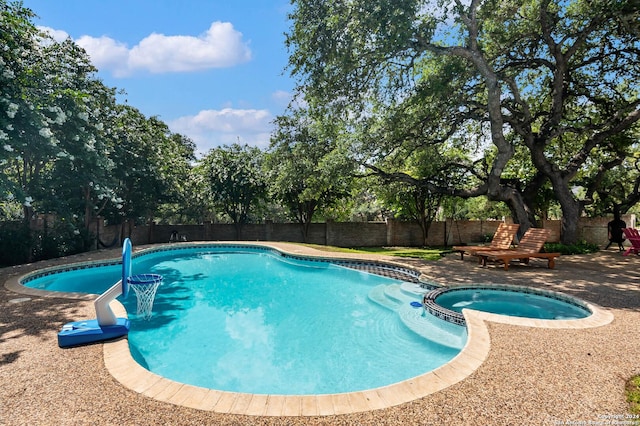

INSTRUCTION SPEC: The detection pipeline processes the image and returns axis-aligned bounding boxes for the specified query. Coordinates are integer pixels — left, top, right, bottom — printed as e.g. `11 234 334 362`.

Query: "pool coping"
4 241 615 416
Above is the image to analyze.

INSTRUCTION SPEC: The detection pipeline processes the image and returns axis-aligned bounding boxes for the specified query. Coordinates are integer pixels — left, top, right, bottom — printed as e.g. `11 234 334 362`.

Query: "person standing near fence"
605 207 626 251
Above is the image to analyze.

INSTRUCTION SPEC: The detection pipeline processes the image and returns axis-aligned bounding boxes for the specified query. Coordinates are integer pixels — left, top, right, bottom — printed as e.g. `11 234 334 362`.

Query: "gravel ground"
1 245 639 426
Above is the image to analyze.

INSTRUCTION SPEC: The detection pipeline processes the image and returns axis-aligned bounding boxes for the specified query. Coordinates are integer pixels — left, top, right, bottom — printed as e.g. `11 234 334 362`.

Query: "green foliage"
0 1 196 258
35 219 90 260
199 143 267 231
266 110 353 237
287 0 640 244
2 0 640 263
104 107 195 225
0 218 89 266
543 241 600 255
447 197 511 221
0 222 32 266
626 375 640 415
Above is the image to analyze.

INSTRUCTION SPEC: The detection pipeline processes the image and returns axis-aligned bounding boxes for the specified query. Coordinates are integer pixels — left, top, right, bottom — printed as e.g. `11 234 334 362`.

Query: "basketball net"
128 274 162 320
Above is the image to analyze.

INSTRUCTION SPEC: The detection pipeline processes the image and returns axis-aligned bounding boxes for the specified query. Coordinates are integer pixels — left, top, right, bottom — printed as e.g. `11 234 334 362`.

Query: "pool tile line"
18 259 122 283
130 242 425 284
9 241 428 300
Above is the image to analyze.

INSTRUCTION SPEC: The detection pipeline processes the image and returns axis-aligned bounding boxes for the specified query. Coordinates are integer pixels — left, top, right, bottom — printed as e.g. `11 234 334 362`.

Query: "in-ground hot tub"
423 284 591 325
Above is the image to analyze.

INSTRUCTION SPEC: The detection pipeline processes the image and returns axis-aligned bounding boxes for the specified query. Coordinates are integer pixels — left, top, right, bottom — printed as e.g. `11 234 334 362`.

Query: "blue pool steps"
368 283 467 349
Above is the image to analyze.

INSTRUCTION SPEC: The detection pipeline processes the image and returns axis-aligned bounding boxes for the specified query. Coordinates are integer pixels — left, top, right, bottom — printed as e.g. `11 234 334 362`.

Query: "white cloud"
169 108 273 155
38 26 70 42
126 22 252 74
41 22 252 77
76 35 130 75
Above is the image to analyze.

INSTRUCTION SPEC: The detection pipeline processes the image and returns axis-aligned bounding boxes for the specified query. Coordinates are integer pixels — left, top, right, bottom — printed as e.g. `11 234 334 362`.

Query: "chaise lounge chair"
622 228 640 256
473 228 561 271
453 222 520 260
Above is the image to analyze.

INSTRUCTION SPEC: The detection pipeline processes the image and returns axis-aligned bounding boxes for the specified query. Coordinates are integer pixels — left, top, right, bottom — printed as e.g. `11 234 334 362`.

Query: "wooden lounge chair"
453 222 520 260
622 228 640 256
474 228 561 270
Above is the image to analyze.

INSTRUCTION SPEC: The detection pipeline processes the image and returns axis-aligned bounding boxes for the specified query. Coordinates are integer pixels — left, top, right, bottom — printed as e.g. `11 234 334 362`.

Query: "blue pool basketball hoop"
58 239 134 347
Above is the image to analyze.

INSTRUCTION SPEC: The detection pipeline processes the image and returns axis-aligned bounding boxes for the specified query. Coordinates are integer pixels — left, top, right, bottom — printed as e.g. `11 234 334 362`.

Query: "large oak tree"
287 0 640 243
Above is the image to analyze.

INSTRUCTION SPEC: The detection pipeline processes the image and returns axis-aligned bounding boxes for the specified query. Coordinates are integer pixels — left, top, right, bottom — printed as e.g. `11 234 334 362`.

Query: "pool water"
26 264 121 294
434 288 590 320
25 246 466 395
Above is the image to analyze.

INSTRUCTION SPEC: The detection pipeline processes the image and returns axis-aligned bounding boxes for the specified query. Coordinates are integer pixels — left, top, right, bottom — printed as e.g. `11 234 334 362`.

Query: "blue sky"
22 0 295 155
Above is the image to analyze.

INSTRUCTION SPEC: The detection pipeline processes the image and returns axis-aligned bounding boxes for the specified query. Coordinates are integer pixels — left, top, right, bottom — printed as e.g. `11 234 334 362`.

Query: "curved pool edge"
5 271 95 301
461 301 614 329
3 242 615 416
102 308 492 416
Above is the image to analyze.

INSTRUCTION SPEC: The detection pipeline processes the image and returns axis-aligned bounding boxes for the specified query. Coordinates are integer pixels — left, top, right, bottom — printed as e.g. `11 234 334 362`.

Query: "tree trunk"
489 186 535 239
554 185 582 244
233 222 243 240
297 200 317 243
415 213 428 247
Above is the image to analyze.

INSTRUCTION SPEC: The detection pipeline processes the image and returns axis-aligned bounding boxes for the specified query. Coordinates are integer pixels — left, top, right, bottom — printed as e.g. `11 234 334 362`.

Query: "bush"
32 220 91 260
543 241 599 255
0 219 92 266
0 222 33 266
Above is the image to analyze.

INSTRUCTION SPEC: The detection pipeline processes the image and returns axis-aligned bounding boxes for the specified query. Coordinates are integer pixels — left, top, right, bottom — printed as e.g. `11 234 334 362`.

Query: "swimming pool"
23 244 466 395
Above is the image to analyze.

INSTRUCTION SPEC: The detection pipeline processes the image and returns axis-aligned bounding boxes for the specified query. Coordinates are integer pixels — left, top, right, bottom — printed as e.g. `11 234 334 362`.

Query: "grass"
627 375 640 416
302 244 449 261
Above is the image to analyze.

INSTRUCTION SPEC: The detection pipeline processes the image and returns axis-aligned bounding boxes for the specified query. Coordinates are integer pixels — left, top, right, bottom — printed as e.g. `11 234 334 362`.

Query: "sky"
22 0 296 156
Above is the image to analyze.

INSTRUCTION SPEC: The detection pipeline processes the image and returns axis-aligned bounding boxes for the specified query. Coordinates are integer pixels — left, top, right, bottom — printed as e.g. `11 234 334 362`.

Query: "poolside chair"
453 222 520 260
474 228 561 271
622 228 640 256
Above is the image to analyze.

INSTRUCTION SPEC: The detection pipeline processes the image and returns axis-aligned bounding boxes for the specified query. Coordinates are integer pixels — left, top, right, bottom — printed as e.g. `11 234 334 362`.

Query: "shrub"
0 222 33 266
543 241 599 255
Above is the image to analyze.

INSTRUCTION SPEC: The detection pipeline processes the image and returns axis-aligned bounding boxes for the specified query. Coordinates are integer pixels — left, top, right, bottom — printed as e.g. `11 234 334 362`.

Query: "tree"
376 181 442 246
1 1 56 222
582 127 640 217
154 132 198 224
199 143 267 238
363 129 451 245
104 106 196 232
37 40 120 235
286 0 640 243
0 1 197 260
266 110 353 241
